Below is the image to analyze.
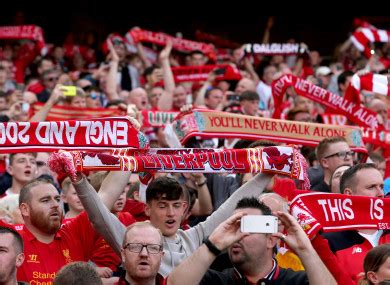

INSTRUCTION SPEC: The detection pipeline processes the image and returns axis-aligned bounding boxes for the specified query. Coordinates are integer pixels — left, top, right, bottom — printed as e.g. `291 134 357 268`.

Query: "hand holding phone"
241 215 278 234
61 86 77 96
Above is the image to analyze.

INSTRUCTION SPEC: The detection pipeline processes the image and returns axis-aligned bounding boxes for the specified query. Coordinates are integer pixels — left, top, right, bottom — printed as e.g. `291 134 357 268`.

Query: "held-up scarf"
321 114 390 148
272 74 379 129
167 109 366 153
128 28 216 59
0 25 46 55
350 27 390 58
345 72 390 105
48 146 309 187
31 103 125 121
138 110 179 128
171 64 242 82
0 117 148 153
290 192 390 239
244 43 307 55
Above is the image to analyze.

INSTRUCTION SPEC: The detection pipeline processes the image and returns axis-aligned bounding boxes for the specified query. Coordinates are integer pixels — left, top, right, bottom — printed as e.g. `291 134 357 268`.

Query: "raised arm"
188 173 272 244
72 173 126 256
273 212 337 285
29 85 65 122
105 40 121 101
158 40 175 111
167 212 247 285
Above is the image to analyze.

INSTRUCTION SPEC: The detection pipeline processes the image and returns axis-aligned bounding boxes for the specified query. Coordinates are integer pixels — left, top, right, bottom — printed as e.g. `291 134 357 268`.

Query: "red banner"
0 117 148 153
272 74 379 129
0 25 46 55
291 192 390 238
171 64 241 82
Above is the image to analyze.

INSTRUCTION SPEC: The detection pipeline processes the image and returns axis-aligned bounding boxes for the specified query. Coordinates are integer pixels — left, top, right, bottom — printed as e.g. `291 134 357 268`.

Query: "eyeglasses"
124 243 162 254
324 151 354 160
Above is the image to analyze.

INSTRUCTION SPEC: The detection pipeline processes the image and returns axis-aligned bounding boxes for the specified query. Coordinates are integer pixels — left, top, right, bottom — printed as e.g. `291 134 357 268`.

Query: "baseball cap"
316 66 332 77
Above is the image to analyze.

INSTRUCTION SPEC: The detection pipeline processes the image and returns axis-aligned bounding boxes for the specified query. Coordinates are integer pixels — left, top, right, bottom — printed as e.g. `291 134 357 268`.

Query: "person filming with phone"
167 197 336 285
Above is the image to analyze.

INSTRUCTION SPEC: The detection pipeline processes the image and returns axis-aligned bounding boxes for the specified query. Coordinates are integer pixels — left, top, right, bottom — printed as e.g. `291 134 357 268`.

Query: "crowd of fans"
0 15 389 285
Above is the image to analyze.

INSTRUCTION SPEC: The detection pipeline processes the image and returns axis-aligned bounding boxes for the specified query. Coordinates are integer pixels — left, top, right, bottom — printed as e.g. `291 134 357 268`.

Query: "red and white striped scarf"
170 64 241 82
350 27 390 58
0 25 47 55
345 72 390 105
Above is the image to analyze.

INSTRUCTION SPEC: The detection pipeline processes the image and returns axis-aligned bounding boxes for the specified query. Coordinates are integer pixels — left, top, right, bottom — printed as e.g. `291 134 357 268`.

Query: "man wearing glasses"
312 137 354 192
119 222 165 285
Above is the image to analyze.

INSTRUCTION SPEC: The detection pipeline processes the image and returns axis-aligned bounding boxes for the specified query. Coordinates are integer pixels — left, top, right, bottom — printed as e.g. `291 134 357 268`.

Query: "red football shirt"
90 212 136 271
15 212 99 283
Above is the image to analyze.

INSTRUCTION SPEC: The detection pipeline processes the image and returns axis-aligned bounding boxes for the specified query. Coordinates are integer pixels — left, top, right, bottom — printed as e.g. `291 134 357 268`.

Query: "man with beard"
13 178 100 284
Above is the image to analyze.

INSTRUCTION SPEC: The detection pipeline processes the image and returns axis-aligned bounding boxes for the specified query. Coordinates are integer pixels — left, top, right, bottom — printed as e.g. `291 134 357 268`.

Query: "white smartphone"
241 215 278 234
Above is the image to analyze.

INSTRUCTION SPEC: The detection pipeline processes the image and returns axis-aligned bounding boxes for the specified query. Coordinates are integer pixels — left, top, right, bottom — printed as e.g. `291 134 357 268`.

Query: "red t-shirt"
10 212 99 284
122 199 148 222
90 212 136 271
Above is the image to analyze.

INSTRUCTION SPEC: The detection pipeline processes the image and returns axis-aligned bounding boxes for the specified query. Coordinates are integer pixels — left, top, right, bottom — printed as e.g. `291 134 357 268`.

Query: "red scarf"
128 28 216 59
31 103 124 121
168 109 367 153
49 146 309 187
0 25 46 55
138 110 179 128
345 72 390 105
0 117 148 153
350 27 390 58
290 192 390 239
195 30 240 49
171 64 241 82
272 74 379 129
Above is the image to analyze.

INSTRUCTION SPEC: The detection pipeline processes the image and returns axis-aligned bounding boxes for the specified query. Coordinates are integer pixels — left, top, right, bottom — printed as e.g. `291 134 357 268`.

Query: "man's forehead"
31 183 58 196
126 226 160 242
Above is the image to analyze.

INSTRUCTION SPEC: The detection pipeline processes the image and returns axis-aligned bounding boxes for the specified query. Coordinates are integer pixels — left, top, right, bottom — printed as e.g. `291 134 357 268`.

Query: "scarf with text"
0 117 148 153
244 43 307 55
350 27 390 58
167 109 366 152
171 64 242 82
290 192 390 239
138 110 179 128
48 146 308 187
0 25 46 55
345 72 390 105
127 28 216 59
321 114 390 148
31 102 124 121
272 74 379 129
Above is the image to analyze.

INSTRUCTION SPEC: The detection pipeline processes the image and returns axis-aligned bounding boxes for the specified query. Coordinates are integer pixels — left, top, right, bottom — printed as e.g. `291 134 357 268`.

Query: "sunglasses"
324 151 354 160
46 77 59 82
87 92 99 100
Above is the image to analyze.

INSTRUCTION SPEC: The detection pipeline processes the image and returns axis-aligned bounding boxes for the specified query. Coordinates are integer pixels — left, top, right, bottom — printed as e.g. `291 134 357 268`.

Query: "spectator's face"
0 60 15 79
240 99 259 116
21 183 62 234
235 79 255 95
121 226 163 280
43 72 59 90
38 59 54 75
112 189 127 213
263 66 277 85
114 43 127 61
70 96 87 109
205 89 223 110
172 86 187 110
62 185 84 214
190 54 205 66
295 96 314 113
293 111 312 122
8 154 37 185
148 87 163 109
330 165 350 194
0 233 24 282
0 97 7 111
35 152 51 178
321 142 353 174
228 208 276 267
349 168 384 198
367 256 390 284
145 198 187 238
86 92 102 108
128 88 148 111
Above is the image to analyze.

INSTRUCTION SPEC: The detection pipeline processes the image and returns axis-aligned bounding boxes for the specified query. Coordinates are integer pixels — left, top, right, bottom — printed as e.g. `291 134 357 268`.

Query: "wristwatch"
196 179 207 187
203 237 222 256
